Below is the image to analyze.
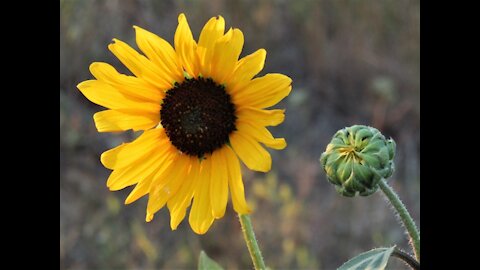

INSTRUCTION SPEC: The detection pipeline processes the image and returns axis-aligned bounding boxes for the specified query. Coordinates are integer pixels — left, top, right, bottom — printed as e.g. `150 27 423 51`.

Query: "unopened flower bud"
320 125 396 197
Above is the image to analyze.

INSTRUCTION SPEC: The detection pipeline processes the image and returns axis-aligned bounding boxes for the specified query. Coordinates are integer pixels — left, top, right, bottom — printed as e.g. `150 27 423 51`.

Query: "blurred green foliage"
60 0 419 269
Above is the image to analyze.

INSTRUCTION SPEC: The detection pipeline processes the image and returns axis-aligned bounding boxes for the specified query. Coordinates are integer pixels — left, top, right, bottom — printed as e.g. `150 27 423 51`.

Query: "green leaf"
338 246 395 270
198 250 224 270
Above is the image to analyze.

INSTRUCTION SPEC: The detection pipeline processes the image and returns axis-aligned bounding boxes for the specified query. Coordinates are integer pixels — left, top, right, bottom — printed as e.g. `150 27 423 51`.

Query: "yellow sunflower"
77 13 292 234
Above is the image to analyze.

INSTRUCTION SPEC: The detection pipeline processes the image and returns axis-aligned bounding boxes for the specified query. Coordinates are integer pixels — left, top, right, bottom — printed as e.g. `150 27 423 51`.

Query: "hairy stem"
238 214 266 270
378 179 420 261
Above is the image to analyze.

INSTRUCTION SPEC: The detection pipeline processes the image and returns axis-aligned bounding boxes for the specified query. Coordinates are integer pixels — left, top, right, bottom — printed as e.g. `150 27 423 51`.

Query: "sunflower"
77 13 292 234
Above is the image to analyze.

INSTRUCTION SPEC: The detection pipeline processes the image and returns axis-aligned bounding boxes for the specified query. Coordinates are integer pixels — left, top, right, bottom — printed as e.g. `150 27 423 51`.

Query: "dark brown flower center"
160 77 236 157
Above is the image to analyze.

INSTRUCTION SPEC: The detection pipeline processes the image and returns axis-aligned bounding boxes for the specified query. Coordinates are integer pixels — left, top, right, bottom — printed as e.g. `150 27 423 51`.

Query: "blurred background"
60 0 419 269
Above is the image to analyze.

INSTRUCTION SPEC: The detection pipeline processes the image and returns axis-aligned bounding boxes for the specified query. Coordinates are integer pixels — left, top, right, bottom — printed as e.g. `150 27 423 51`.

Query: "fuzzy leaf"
338 246 395 270
198 250 223 270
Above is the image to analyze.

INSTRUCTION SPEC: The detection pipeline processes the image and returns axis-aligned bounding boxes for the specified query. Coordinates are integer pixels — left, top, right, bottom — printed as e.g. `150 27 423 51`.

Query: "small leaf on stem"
338 246 395 270
198 250 224 270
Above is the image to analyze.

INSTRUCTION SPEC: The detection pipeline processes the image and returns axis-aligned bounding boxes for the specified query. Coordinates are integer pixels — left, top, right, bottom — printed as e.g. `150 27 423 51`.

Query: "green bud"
320 125 396 197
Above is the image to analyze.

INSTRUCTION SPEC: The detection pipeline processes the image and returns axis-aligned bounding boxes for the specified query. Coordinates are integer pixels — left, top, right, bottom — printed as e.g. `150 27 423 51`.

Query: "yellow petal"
198 15 225 76
106 145 167 191
174 13 200 77
125 176 152 204
189 157 215 234
167 156 199 230
229 132 272 172
210 28 244 84
232 73 292 109
100 128 166 170
89 62 163 103
237 121 287 150
224 146 251 214
125 152 176 204
108 39 174 89
209 147 229 219
236 106 285 127
133 26 184 83
93 109 159 132
100 143 127 170
77 80 160 113
228 49 266 93
146 153 191 222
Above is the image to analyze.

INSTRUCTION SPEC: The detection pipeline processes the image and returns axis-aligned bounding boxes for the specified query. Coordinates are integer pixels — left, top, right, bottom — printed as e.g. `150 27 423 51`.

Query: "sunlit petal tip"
88 62 103 73
264 163 272 172
191 224 209 235
204 15 224 27
282 86 293 102
100 143 125 169
146 212 154 222
225 27 233 37
178 13 186 22
124 177 155 205
271 138 287 150
278 110 285 125
132 25 148 35
170 215 179 230
170 212 185 230
124 187 145 204
124 196 134 205
107 39 120 51
132 26 153 40
286 76 293 85
255 49 267 61
106 179 114 189
76 80 91 91
191 227 202 234
132 26 144 35
233 28 244 38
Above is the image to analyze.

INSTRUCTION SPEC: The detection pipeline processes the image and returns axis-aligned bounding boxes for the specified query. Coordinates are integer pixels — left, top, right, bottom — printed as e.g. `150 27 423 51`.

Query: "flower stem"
378 179 420 261
392 248 420 270
238 214 266 270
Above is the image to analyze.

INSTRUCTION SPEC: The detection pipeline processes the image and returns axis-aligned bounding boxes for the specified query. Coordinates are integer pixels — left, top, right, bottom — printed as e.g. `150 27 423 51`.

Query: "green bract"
320 125 396 197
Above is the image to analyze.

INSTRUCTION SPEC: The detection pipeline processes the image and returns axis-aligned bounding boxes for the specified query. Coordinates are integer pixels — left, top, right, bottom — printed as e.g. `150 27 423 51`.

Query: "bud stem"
238 214 266 270
392 247 420 270
378 179 420 261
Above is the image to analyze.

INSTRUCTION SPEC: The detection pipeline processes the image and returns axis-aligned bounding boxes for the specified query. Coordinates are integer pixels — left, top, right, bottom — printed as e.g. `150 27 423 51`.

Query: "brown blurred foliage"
60 0 419 269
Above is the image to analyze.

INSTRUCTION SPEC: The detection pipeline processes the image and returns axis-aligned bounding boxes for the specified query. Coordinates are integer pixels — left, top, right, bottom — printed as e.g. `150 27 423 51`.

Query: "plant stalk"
378 179 420 261
238 214 266 270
